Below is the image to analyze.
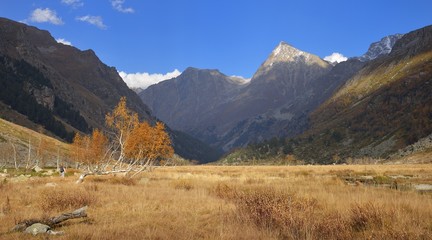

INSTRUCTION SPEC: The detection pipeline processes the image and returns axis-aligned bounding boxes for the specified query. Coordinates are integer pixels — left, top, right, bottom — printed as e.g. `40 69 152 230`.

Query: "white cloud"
324 52 348 64
61 0 84 8
29 8 64 25
119 69 181 90
111 0 134 13
76 15 107 29
56 38 72 46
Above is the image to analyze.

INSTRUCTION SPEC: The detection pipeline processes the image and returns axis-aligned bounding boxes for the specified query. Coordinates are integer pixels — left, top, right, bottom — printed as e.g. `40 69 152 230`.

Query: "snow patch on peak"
358 34 404 62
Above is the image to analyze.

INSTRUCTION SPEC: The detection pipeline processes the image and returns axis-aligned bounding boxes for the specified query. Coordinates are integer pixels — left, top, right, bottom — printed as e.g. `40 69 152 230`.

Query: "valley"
0 7 431 239
1 164 432 239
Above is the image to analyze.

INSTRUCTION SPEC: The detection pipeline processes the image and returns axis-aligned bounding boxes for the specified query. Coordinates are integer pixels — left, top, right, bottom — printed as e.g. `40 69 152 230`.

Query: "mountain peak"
253 42 330 79
357 34 404 62
268 42 308 63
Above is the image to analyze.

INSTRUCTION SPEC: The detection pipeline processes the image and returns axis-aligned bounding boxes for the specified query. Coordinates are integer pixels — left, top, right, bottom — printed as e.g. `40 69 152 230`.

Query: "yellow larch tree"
105 96 139 169
125 121 174 176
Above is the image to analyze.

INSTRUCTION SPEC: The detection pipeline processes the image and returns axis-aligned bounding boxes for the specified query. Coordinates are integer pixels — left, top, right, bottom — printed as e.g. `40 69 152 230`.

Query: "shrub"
235 187 319 239
350 201 385 231
173 179 194 191
212 182 238 200
39 187 96 213
107 176 137 186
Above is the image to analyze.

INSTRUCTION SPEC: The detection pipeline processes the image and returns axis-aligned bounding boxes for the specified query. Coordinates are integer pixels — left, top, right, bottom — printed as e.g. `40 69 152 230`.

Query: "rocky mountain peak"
357 34 404 62
253 42 331 80
263 41 313 66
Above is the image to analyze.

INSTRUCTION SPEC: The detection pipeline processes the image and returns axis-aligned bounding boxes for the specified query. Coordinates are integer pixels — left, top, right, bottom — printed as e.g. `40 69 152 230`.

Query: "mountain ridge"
140 42 338 151
0 17 219 163
221 24 432 164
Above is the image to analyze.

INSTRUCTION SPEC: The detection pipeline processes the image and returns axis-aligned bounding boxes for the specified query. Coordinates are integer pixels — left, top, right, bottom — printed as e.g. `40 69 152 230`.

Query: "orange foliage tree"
72 96 174 182
105 96 139 169
71 129 109 172
125 121 174 175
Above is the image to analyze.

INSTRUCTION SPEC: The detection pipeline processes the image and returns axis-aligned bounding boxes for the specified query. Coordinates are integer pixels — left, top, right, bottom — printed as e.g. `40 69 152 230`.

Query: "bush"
39 187 96 213
213 185 352 239
173 179 194 191
350 201 385 231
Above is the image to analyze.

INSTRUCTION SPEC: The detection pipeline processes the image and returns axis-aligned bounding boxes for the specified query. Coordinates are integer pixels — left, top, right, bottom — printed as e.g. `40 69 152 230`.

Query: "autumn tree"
125 121 174 176
105 96 139 169
73 97 174 183
71 129 109 172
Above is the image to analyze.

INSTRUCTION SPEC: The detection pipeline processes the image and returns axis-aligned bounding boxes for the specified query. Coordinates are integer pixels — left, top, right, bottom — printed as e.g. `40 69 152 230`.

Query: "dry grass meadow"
1 164 432 239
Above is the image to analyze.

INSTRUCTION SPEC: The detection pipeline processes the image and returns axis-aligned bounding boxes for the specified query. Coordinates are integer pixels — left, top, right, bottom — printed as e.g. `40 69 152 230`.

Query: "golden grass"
1 164 432 239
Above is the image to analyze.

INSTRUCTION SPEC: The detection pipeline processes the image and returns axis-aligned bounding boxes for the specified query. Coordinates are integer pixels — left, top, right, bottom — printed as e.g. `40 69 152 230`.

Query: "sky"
1 0 432 89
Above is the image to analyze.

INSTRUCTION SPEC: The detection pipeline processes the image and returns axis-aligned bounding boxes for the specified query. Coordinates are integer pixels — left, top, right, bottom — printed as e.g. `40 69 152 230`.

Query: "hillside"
0 17 152 132
0 117 70 168
0 17 218 163
222 24 432 164
300 24 432 163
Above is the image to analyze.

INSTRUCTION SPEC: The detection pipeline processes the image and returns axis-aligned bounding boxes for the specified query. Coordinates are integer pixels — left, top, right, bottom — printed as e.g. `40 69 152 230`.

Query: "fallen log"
49 206 88 225
12 206 88 232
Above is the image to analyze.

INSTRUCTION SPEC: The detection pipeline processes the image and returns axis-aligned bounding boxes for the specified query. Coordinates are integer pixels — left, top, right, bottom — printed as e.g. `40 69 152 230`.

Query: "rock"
414 184 432 191
3 169 7 173
42 170 54 176
34 166 43 173
10 174 30 182
45 182 57 187
24 223 50 235
47 230 64 235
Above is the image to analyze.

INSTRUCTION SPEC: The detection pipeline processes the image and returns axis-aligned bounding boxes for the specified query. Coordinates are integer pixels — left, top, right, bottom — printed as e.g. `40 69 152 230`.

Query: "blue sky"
1 0 432 88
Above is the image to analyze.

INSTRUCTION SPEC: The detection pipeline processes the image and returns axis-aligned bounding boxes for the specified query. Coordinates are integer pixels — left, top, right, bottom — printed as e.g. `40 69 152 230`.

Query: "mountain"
0 17 217 163
0 17 151 131
302 25 432 162
223 25 432 164
357 34 404 62
141 42 354 151
141 67 247 134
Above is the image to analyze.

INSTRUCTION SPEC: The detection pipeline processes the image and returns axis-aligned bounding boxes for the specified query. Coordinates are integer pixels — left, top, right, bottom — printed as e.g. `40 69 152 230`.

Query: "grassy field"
1 164 432 239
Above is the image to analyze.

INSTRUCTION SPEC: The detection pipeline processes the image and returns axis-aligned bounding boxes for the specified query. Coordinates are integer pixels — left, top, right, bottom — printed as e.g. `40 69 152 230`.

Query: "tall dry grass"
0 164 431 239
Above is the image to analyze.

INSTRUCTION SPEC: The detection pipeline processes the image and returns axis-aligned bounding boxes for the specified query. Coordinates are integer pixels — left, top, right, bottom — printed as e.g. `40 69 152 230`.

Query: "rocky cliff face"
23 84 55 110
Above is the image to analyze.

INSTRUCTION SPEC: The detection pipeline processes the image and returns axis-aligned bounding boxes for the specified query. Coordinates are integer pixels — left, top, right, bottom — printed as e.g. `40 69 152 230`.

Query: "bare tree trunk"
75 169 133 183
49 206 88 225
56 145 60 172
12 206 88 232
10 142 18 170
26 139 32 170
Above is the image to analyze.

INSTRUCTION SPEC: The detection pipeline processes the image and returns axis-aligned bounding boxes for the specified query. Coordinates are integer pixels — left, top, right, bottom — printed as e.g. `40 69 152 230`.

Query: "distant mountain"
357 34 404 62
0 17 218 163
223 25 432 164
141 42 362 151
141 67 247 135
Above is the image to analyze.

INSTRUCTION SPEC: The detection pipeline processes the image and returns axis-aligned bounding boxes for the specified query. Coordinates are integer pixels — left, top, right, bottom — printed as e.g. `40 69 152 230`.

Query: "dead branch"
12 206 88 232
